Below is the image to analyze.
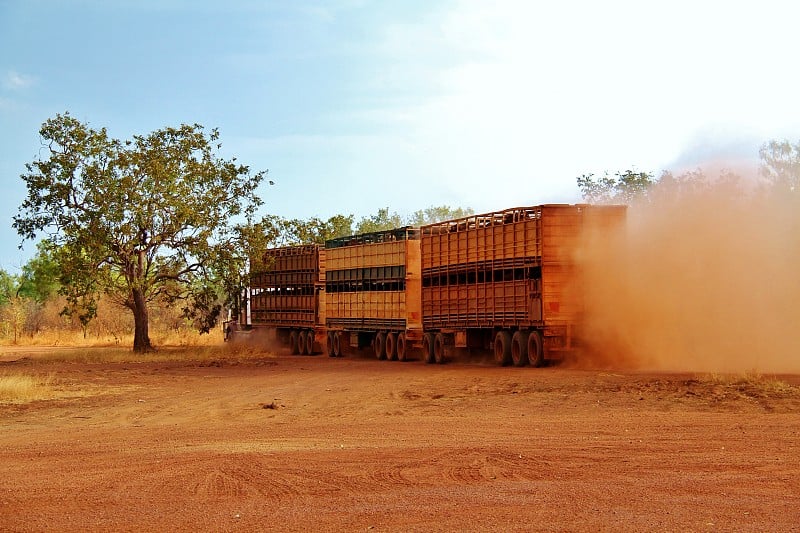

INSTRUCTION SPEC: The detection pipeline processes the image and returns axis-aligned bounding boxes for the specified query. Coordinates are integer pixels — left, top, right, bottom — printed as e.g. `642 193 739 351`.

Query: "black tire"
434 333 447 364
396 333 407 362
527 330 545 367
305 330 315 355
494 330 512 366
422 332 436 364
374 332 386 360
333 331 342 357
289 330 300 355
327 332 335 357
385 332 397 361
297 330 308 355
511 330 529 367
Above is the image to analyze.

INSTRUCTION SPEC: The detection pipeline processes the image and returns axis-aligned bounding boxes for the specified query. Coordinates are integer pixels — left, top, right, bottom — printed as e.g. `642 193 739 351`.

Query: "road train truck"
240 203 624 366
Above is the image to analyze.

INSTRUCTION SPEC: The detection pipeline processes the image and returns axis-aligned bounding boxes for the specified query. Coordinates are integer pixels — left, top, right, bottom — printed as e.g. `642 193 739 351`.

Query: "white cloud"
4 70 35 90
347 0 800 210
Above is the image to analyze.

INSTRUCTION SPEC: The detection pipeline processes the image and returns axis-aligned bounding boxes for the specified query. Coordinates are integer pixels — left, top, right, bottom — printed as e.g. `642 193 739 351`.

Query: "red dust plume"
579 172 800 373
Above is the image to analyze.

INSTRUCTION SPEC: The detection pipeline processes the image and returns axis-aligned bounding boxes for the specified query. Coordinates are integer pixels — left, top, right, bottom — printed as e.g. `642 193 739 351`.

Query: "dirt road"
2 350 799 532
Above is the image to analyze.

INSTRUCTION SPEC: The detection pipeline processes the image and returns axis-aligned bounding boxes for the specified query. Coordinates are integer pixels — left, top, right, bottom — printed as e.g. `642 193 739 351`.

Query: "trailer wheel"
289 330 300 355
396 333 407 362
434 333 447 364
527 330 545 367
333 332 342 357
494 330 512 366
327 332 335 357
374 332 387 360
511 330 529 367
385 332 398 361
297 330 308 355
422 333 436 364
305 330 315 355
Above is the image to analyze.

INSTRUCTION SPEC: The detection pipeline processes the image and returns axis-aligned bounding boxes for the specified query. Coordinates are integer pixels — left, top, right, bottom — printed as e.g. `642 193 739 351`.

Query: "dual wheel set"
494 329 545 367
421 329 545 367
288 329 316 355
319 328 544 367
325 330 411 361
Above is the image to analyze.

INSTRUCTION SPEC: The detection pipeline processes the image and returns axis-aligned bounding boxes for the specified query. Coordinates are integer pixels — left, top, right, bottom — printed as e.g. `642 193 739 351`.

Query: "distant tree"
320 214 355 241
577 170 656 204
614 170 657 204
13 113 266 352
355 208 405 234
0 269 17 307
0 269 26 343
576 173 617 204
17 240 61 304
0 296 27 344
760 139 800 192
280 214 355 245
407 205 474 226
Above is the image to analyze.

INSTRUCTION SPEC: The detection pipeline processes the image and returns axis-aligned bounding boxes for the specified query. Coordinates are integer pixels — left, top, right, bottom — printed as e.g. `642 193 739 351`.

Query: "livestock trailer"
420 204 626 366
245 244 326 354
324 227 423 360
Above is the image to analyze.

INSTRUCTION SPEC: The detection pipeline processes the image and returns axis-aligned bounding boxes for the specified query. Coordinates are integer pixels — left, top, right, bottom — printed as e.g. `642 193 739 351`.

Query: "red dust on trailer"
418 204 626 366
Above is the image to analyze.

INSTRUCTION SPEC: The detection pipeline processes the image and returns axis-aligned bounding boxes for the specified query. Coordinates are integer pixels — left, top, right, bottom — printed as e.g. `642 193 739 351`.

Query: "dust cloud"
579 171 800 373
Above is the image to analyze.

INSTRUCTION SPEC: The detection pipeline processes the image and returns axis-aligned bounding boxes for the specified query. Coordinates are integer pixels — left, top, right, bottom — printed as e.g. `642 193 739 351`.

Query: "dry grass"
1 328 224 349
2 342 276 365
0 325 270 365
697 371 796 397
0 373 57 404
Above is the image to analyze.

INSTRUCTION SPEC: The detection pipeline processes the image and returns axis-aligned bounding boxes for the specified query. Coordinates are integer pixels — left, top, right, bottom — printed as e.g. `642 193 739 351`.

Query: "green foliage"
352 205 474 235
0 269 18 305
354 207 405 234
407 205 475 226
13 112 266 351
577 170 656 204
212 215 283 323
17 240 61 304
279 214 356 245
180 282 221 334
51 242 101 335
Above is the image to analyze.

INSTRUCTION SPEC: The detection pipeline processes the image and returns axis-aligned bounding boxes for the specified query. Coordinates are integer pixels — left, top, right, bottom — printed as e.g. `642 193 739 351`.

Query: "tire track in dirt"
338 447 546 493
149 454 345 499
417 448 545 484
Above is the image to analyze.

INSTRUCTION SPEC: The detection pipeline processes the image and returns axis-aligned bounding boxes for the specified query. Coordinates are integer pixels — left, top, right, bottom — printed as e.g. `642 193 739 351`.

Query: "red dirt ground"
2 348 800 532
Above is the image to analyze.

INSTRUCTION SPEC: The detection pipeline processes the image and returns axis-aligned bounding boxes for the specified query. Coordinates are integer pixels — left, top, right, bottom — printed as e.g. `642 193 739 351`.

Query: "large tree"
14 113 266 352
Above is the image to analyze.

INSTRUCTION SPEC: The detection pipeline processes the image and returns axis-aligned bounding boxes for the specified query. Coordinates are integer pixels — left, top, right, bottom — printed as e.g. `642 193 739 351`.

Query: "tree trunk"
131 287 153 353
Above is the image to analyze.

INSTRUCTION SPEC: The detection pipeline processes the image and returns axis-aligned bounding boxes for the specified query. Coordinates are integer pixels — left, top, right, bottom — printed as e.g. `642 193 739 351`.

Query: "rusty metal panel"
422 280 530 328
421 207 543 330
249 244 324 328
540 206 581 327
404 239 423 336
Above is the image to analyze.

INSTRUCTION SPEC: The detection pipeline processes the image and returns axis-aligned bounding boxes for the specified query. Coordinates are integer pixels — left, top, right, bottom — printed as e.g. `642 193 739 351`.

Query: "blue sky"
2 0 799 271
